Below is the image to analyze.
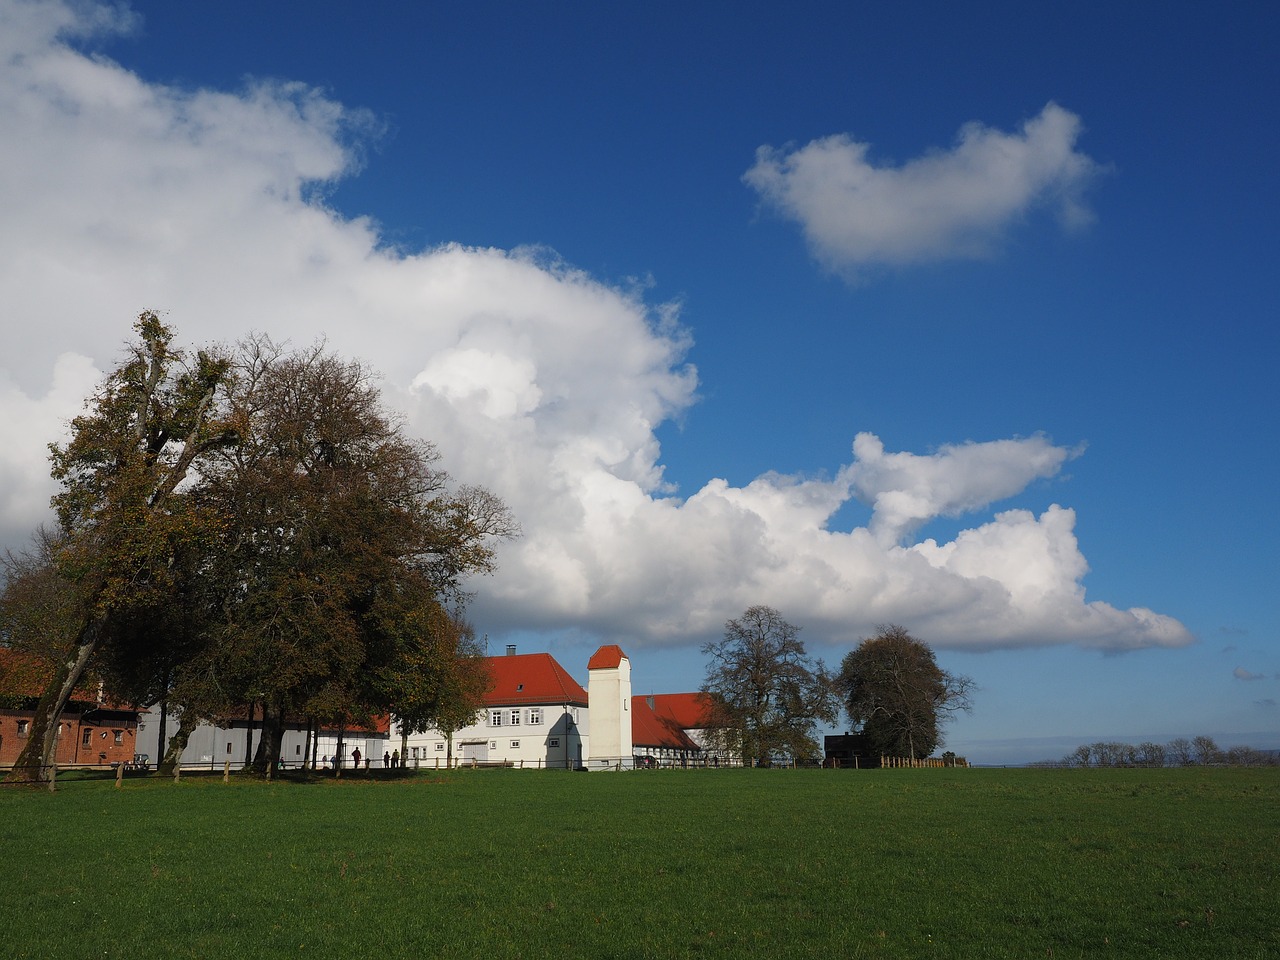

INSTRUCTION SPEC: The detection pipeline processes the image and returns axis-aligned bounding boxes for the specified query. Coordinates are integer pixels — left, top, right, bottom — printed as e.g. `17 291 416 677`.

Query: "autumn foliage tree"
837 625 974 760
4 313 235 783
3 317 515 783
175 337 515 772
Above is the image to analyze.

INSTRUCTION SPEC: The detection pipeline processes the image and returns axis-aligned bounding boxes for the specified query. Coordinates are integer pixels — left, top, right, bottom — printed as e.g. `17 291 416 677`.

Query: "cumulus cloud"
0 1 1189 655
845 432 1081 546
744 102 1105 274
1234 667 1266 681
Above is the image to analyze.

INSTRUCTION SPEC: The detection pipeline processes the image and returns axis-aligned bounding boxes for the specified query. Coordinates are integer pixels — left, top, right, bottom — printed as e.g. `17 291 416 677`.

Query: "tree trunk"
5 619 103 784
252 703 286 774
154 696 169 772
244 701 256 768
157 710 197 776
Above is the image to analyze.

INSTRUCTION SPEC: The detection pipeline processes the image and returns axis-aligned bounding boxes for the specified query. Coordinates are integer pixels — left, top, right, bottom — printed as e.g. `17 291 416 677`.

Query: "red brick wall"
1 708 139 768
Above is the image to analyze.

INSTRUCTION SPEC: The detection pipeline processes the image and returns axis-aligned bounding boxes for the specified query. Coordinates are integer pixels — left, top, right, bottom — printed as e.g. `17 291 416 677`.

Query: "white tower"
587 645 633 769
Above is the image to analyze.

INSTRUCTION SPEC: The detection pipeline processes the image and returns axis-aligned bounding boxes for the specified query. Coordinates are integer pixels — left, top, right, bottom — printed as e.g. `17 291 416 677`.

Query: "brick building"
0 650 142 770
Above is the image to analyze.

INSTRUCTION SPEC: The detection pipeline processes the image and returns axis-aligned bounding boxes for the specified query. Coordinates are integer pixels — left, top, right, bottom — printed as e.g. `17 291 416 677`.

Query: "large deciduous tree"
4 318 516 783
190 337 516 772
837 625 974 760
4 313 235 784
700 605 838 765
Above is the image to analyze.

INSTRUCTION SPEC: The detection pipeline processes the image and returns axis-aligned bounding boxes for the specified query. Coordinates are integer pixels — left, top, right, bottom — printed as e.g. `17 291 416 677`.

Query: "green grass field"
1 767 1275 959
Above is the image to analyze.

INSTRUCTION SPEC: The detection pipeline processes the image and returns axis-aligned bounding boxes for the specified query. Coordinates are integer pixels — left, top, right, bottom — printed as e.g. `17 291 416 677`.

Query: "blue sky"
1 1 1276 763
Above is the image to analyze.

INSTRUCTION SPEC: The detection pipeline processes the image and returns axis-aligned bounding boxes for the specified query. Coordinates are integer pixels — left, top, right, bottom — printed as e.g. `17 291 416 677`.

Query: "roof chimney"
506 644 517 656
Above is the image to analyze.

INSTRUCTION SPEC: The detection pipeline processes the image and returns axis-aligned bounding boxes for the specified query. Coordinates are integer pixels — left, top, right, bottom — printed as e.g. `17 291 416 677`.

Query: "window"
82 728 92 746
490 710 503 727
435 743 444 751
510 741 520 749
509 709 520 726
548 738 560 748
529 708 542 725
17 720 28 737
113 730 123 745
489 741 497 750
295 745 302 755
226 742 233 754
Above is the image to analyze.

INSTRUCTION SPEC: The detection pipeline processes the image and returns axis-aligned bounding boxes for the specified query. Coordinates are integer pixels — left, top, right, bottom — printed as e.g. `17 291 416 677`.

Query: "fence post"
116 763 124 789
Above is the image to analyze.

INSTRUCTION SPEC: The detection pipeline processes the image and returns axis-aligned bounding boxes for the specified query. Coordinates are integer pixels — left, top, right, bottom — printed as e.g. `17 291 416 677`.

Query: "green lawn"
1 767 1275 959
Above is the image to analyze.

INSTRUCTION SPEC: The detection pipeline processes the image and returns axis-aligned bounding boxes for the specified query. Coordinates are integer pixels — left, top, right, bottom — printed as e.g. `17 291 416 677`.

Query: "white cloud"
0 1 1189 656
744 103 1105 274
1234 667 1266 681
845 431 1081 546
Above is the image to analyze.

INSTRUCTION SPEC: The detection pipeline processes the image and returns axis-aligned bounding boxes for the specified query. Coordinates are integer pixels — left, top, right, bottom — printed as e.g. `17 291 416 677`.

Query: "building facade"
132 643 712 772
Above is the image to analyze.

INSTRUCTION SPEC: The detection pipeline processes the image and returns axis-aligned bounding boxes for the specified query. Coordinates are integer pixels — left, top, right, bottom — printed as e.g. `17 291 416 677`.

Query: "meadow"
0 767 1274 959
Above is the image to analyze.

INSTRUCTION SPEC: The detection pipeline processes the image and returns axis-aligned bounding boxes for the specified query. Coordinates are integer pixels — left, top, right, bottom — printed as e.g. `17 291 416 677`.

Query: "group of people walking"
319 748 403 770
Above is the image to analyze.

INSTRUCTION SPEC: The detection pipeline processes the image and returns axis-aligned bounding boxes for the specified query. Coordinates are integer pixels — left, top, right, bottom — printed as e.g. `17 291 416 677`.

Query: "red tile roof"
587 644 627 669
0 648 136 711
484 653 588 707
646 692 713 729
631 694 701 751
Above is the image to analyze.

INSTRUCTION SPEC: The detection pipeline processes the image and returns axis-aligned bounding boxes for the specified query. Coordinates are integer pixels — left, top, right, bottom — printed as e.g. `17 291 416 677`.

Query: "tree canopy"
3 316 514 782
837 625 974 760
700 605 838 765
4 313 235 782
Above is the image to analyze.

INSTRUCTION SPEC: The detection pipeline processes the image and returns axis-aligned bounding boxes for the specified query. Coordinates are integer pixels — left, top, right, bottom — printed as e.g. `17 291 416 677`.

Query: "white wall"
391 703 588 770
587 655 633 769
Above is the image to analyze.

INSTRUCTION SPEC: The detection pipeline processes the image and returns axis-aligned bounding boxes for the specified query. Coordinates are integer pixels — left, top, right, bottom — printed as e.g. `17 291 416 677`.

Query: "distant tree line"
1035 735 1278 768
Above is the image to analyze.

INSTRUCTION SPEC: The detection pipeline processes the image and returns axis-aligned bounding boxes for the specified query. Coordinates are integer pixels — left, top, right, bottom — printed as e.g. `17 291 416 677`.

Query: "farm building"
134 643 714 771
0 649 142 771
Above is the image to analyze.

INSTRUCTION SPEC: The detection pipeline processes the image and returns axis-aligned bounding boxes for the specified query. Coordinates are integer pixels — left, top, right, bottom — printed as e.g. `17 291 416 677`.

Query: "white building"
137 644 713 772
585 644 633 769
392 646 590 769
